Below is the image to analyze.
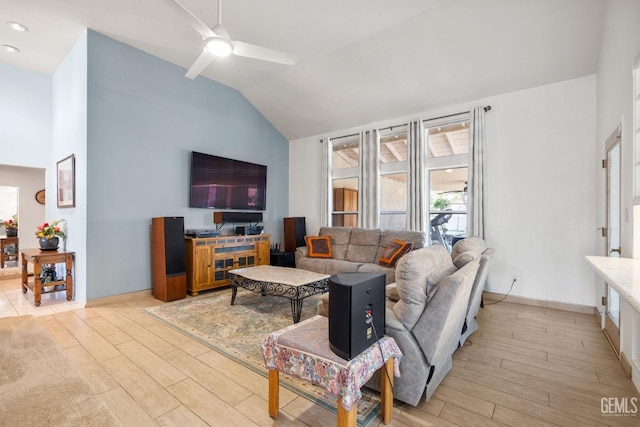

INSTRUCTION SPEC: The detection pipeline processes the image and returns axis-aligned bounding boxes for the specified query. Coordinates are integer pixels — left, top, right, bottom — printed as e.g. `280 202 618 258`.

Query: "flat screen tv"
190 151 267 210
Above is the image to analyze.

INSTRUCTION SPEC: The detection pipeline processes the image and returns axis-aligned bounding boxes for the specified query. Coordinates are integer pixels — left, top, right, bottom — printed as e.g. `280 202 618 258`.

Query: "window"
429 168 468 251
379 126 408 229
425 117 470 251
330 134 360 226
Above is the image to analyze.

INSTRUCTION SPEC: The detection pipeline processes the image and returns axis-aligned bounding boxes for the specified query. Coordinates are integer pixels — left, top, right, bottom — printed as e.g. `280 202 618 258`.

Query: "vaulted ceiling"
0 0 607 140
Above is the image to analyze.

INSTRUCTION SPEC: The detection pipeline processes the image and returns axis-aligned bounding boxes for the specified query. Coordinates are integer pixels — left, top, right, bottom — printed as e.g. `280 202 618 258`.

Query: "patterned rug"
144 287 381 426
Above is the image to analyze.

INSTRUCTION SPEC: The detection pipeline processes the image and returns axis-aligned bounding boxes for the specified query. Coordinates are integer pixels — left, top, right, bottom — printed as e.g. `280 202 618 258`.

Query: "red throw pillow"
305 236 333 258
379 239 414 267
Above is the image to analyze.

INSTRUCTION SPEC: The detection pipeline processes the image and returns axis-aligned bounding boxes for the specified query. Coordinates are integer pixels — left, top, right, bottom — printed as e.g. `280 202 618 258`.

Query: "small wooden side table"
0 236 19 268
21 248 75 306
261 315 402 426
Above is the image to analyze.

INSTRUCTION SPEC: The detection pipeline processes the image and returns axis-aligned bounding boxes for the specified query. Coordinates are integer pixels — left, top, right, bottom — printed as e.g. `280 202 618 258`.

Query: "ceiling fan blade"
232 41 298 66
185 49 215 79
161 0 216 39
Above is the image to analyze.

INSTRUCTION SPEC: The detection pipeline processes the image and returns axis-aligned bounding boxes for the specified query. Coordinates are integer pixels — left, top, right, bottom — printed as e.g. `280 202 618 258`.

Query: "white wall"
52 30 88 304
290 75 597 306
0 63 51 169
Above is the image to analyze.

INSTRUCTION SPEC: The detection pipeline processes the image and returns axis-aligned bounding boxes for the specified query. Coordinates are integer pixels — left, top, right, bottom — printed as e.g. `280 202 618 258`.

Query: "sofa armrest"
295 246 308 260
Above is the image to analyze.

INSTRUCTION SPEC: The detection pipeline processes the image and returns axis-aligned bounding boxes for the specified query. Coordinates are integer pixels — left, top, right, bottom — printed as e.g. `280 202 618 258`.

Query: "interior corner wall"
52 30 88 304
0 166 45 249
85 30 289 300
289 74 597 306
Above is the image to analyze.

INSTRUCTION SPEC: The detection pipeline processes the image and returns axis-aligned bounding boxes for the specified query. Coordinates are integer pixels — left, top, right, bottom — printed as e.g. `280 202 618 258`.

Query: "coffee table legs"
290 298 303 323
230 284 238 305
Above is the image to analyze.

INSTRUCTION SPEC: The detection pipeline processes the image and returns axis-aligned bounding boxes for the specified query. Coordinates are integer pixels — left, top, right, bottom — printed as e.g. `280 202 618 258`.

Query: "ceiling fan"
162 0 298 79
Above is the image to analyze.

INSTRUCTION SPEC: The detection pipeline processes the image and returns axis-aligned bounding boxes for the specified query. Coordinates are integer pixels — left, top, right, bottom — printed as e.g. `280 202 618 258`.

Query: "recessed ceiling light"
1 45 20 53
6 21 28 32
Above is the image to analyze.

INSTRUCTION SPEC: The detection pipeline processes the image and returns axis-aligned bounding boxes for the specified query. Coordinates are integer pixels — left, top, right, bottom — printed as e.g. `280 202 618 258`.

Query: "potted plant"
35 219 66 250
1 214 18 237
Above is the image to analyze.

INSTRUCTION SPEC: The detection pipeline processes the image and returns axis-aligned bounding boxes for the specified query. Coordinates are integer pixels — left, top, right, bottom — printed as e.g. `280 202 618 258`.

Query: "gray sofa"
450 237 494 346
366 244 479 405
295 227 428 285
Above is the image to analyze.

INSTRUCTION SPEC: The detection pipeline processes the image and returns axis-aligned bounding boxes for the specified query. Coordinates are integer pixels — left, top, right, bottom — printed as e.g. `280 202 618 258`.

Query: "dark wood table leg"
33 260 42 306
21 252 28 294
65 253 73 301
0 239 5 268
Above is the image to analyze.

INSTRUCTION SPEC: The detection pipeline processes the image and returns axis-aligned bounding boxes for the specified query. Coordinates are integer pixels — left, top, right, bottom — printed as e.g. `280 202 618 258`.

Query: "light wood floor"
1 276 639 426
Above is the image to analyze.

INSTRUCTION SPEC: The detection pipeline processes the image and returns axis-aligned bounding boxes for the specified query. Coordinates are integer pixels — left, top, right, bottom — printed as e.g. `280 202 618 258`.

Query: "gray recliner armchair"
366 244 479 405
450 237 494 346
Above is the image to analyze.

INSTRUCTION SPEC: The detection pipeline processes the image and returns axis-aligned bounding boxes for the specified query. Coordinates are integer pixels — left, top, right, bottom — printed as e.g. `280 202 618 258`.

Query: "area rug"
0 315 120 426
144 288 381 426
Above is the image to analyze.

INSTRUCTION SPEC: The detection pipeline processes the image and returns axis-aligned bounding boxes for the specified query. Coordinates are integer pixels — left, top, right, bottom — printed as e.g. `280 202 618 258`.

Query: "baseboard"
86 289 152 307
482 291 595 315
621 352 633 379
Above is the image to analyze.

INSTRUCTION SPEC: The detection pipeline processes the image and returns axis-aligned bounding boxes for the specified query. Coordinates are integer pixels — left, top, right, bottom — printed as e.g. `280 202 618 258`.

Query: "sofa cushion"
451 236 486 260
319 227 352 260
385 283 400 301
392 245 455 330
305 236 333 258
357 262 395 285
375 229 427 260
452 250 480 268
379 239 414 267
345 228 382 263
323 259 362 276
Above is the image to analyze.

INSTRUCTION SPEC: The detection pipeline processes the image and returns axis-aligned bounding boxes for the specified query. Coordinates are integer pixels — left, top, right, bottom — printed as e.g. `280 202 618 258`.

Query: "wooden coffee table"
229 265 329 323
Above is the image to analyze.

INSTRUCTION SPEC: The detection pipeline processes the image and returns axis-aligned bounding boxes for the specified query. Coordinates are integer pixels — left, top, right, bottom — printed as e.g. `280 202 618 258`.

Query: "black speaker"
213 211 263 223
328 272 386 360
284 217 306 252
151 217 187 302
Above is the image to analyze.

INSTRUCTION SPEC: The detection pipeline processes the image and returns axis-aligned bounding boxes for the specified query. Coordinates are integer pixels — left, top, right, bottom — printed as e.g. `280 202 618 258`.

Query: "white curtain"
407 120 426 231
468 106 486 238
358 129 380 229
320 138 331 227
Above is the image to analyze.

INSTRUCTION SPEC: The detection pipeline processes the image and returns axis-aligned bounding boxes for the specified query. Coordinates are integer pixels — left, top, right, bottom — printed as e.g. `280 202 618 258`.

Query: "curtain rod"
321 106 492 142
378 105 493 132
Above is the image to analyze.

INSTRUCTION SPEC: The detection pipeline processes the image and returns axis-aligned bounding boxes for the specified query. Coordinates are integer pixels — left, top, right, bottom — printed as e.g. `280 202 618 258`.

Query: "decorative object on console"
2 214 18 237
56 154 75 208
379 239 414 267
305 236 333 258
35 219 66 251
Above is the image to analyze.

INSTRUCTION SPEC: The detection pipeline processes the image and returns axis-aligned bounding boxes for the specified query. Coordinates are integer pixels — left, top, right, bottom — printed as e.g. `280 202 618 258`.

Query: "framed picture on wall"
57 154 75 208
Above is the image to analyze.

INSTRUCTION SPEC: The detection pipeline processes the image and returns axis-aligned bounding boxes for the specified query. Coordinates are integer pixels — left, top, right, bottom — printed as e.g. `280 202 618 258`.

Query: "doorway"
604 125 621 357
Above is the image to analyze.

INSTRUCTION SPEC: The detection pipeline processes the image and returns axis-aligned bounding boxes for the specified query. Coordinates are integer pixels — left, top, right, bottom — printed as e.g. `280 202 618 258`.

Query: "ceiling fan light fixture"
1 44 20 53
6 21 28 32
206 37 233 57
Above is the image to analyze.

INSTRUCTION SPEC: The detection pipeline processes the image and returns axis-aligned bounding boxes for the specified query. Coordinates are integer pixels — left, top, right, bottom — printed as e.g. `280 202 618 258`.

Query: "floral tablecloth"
261 315 402 411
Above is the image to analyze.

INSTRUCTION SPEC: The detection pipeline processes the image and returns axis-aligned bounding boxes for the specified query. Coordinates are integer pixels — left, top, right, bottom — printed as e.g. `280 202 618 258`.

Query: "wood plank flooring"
1 276 638 426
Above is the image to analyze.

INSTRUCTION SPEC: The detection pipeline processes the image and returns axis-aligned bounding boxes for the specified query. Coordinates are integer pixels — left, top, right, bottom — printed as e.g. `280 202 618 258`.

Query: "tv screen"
190 151 267 210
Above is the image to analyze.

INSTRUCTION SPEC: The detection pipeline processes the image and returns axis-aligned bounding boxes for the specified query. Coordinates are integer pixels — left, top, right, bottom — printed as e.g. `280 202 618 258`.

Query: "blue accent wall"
86 31 289 299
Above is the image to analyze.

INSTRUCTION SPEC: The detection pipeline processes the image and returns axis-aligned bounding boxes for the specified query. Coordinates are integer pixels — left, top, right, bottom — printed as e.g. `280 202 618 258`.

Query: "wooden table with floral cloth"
261 315 402 426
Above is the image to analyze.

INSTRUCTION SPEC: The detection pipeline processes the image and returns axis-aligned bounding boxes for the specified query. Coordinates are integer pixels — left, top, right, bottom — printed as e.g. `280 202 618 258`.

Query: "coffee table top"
230 265 329 287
